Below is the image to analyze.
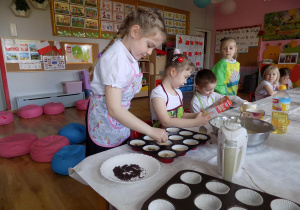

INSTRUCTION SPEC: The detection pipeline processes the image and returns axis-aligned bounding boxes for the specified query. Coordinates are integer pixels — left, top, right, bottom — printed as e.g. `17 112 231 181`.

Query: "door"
196 29 212 69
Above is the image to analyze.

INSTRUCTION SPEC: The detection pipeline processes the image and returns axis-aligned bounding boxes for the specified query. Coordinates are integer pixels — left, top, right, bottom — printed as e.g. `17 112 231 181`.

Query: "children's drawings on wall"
263 8 300 41
215 26 260 53
176 34 204 69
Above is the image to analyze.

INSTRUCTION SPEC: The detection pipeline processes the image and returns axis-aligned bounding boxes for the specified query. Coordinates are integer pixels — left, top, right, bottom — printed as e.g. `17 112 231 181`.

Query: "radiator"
16 92 85 109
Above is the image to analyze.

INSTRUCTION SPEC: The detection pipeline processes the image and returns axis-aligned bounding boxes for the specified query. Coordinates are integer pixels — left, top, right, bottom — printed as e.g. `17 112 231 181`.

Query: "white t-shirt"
190 91 245 113
90 39 139 95
255 80 278 101
286 79 293 90
150 85 183 120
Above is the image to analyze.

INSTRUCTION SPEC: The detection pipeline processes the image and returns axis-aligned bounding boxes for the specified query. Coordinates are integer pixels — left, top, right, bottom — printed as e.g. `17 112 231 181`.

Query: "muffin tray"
128 127 210 163
142 170 300 210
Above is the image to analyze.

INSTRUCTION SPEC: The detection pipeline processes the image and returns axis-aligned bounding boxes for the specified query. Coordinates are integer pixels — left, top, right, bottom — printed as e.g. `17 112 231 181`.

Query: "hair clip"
172 56 184 62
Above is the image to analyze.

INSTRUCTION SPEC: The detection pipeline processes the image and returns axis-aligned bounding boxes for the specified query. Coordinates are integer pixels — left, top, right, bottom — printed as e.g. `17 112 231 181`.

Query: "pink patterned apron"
88 63 142 147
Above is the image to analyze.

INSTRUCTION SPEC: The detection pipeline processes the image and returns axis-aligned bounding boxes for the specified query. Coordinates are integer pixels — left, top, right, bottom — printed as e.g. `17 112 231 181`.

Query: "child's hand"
195 112 211 126
148 127 168 143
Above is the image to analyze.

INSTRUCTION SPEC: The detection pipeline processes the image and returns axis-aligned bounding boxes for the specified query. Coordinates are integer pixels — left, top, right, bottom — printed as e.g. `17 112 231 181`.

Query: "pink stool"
0 133 38 158
0 111 14 125
30 135 70 162
76 99 89 111
43 103 65 115
17 105 43 119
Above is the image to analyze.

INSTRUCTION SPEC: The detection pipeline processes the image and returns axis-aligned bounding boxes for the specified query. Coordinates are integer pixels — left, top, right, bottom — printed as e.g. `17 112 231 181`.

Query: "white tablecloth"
70 88 300 209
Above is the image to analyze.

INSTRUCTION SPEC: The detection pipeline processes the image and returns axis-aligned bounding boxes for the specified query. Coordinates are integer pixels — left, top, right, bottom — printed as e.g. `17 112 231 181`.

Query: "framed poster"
85 0 97 7
100 10 112 21
65 44 93 64
100 0 112 10
85 7 98 19
70 5 84 16
71 17 85 28
55 14 71 27
278 53 298 64
54 1 70 15
85 19 98 30
263 8 300 41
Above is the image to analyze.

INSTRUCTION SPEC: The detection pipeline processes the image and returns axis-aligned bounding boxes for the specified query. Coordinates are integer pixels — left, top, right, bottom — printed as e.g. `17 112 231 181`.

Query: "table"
70 88 300 209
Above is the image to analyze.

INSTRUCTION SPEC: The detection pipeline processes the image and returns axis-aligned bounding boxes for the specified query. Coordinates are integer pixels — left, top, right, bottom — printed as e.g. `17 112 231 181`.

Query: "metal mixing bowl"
209 116 275 147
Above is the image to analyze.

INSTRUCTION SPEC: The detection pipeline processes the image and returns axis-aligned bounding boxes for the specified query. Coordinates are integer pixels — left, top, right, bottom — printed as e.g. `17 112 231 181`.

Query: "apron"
88 62 142 147
195 93 214 111
153 83 184 128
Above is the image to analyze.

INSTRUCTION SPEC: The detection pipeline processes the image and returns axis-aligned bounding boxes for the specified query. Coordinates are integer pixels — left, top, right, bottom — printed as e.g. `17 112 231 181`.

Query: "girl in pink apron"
150 53 211 129
86 9 168 156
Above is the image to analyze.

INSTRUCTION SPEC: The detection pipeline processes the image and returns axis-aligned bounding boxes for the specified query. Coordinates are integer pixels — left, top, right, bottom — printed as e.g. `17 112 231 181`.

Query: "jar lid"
279 85 286 90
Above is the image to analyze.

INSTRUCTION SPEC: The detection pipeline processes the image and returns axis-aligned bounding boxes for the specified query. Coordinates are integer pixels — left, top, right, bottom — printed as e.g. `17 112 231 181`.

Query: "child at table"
190 69 246 113
86 8 168 156
150 52 211 128
279 67 293 90
211 37 240 96
255 65 279 101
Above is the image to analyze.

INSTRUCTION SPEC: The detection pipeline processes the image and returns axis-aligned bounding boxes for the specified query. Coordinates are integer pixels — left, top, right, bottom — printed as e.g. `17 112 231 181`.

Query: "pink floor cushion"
0 133 38 158
76 99 89 111
17 105 43 119
0 111 14 125
30 135 70 162
51 145 85 175
43 103 65 115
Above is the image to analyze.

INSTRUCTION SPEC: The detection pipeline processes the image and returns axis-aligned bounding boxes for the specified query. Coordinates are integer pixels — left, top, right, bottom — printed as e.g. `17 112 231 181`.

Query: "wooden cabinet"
149 49 167 93
134 59 150 98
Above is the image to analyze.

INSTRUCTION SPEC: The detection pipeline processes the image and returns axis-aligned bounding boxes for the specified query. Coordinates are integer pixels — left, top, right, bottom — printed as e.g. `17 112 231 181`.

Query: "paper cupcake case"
142 170 300 210
128 127 210 163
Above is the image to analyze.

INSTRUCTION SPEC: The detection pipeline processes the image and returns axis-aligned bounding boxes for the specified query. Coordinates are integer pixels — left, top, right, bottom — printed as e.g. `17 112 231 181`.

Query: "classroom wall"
0 0 214 111
212 0 300 66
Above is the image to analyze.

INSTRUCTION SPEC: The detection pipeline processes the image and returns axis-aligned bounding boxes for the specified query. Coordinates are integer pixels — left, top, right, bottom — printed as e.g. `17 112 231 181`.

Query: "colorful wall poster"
263 8 300 41
85 7 98 19
1 38 42 63
65 44 93 64
43 56 66 70
54 1 70 14
86 19 98 30
85 0 97 7
71 17 85 28
55 14 71 27
70 5 84 16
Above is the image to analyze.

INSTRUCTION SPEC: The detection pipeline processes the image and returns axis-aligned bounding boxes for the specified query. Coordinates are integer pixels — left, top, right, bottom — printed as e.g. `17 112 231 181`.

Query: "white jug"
217 119 248 182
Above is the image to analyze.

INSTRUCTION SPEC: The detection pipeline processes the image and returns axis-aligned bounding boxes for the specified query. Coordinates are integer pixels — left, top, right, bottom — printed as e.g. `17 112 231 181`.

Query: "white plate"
100 153 161 183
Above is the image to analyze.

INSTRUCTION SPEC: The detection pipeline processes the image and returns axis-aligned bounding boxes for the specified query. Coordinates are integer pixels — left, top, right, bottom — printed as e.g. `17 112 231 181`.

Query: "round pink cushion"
43 103 65 115
0 133 38 158
76 99 89 111
18 105 43 119
30 135 70 162
0 111 14 125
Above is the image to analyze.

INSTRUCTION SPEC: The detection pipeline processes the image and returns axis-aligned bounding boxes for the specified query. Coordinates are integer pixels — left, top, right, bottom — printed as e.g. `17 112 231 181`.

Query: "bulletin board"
214 25 261 66
50 0 190 40
1 38 99 72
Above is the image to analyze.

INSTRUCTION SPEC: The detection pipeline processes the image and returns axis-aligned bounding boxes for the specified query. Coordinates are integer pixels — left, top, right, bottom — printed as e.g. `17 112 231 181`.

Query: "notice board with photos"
50 0 190 40
214 25 261 66
1 38 99 72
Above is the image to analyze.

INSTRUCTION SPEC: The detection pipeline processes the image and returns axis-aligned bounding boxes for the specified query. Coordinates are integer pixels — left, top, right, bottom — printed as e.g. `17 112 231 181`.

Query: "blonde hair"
263 65 280 84
164 54 195 75
220 37 238 59
89 8 167 81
